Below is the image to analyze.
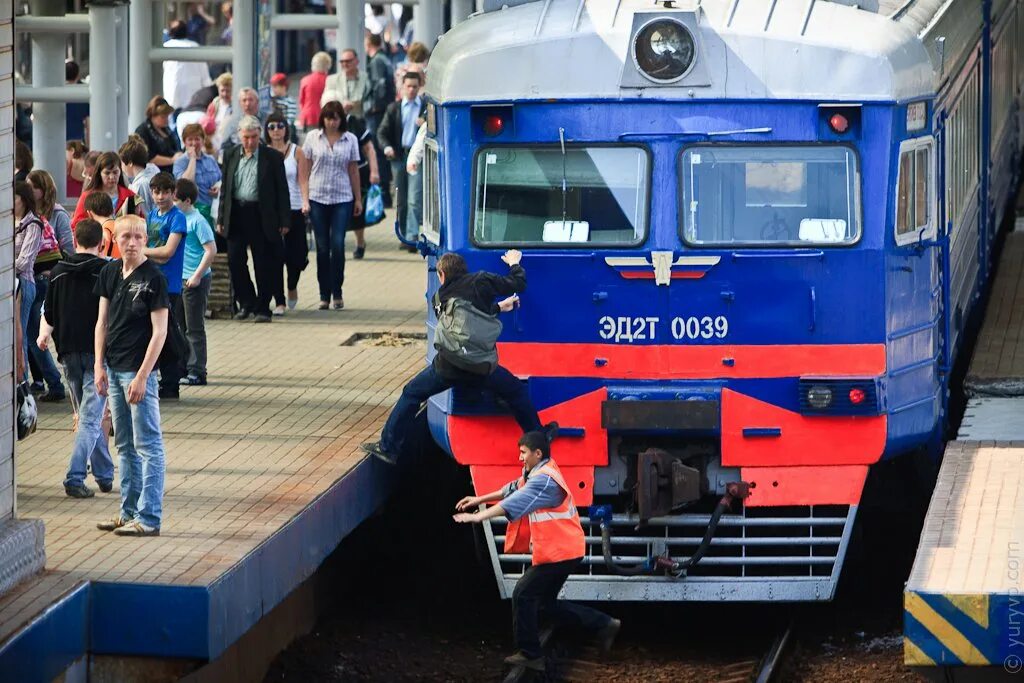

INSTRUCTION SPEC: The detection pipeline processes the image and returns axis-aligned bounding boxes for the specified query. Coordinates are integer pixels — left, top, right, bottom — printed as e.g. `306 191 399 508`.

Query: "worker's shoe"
360 441 397 466
596 617 622 655
503 652 545 671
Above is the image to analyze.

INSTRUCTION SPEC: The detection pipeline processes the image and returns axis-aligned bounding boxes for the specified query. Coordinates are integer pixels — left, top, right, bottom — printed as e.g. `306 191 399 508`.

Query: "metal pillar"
115 3 129 138
150 1 164 104
128 0 152 130
451 0 472 27
88 3 119 149
29 0 67 198
232 0 254 93
415 0 444 50
338 0 364 66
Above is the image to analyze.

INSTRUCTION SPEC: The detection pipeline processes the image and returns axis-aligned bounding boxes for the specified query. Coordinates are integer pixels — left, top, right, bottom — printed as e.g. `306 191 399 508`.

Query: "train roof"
426 0 976 105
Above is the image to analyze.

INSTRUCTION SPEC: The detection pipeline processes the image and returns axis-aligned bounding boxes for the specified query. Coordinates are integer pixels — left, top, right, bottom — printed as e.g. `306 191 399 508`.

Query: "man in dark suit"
378 71 426 249
216 115 290 323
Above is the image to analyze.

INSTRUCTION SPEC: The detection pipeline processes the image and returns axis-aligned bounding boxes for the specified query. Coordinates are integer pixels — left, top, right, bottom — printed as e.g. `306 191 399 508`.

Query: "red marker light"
848 388 866 405
829 114 849 134
483 115 505 136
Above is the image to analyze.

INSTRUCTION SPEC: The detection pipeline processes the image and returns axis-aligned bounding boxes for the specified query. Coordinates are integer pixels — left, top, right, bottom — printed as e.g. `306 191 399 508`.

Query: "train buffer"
904 231 1024 675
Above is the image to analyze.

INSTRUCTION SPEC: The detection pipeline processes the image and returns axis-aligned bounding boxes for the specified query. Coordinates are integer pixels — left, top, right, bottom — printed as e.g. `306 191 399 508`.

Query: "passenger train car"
414 0 1024 602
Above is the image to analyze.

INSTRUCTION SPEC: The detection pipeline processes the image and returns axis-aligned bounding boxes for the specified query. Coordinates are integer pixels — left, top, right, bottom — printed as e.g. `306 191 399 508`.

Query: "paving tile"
0 224 427 645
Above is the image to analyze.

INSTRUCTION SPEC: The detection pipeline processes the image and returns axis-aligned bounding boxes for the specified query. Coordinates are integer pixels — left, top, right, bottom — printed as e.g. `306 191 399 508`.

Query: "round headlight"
806 385 834 410
633 19 696 83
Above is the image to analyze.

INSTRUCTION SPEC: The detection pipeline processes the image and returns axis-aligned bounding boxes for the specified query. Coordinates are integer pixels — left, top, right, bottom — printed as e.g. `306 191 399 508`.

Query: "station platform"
0 226 426 681
905 230 1024 673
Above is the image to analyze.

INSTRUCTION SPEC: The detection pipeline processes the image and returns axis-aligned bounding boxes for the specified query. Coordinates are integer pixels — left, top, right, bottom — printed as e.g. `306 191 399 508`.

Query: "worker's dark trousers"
512 557 612 658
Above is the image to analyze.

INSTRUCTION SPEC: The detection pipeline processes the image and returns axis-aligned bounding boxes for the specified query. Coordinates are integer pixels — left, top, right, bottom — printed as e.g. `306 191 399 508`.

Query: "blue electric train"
411 0 1023 602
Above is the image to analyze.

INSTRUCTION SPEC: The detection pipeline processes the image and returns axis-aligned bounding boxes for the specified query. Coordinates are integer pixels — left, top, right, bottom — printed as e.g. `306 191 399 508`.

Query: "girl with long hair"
70 151 140 227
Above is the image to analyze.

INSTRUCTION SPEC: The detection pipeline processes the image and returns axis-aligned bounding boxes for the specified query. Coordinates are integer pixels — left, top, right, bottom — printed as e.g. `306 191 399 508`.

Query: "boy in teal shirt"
144 172 188 398
174 178 216 386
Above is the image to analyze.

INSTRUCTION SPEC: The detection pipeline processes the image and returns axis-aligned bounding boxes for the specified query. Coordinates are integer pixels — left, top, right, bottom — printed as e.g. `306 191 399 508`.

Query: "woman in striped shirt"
301 100 363 311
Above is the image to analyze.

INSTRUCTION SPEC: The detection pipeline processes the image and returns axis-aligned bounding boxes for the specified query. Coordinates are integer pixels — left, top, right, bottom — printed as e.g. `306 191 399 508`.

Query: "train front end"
420 1 938 602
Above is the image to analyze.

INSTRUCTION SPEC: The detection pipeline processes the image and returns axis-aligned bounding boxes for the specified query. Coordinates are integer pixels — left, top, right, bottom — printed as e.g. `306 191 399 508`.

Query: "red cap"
270 73 288 86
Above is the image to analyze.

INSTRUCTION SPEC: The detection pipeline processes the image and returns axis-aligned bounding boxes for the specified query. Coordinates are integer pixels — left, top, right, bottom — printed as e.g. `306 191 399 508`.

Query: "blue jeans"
28 273 64 392
108 370 165 529
18 276 36 383
380 362 542 456
309 200 352 302
62 352 114 487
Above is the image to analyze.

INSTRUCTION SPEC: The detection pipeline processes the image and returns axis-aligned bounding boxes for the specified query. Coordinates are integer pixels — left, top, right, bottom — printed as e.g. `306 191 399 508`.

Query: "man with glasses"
321 48 369 117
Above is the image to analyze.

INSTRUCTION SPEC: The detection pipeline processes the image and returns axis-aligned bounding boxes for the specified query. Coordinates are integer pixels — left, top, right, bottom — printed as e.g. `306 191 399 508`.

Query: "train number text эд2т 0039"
597 316 729 343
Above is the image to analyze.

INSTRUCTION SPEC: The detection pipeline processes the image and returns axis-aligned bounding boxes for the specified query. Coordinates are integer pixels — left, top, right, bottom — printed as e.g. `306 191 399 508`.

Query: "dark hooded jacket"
43 253 108 361
432 264 526 379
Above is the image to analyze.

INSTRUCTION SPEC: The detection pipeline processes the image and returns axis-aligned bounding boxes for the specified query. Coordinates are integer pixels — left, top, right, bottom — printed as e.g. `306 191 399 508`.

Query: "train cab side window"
894 139 934 245
422 140 441 245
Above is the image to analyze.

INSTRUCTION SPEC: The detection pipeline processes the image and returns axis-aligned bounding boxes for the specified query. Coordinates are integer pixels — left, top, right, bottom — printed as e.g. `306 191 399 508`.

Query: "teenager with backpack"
362 251 552 465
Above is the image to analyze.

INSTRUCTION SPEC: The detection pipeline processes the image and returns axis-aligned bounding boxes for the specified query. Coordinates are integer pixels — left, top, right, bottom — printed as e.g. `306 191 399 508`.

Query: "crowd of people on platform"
13 3 432 538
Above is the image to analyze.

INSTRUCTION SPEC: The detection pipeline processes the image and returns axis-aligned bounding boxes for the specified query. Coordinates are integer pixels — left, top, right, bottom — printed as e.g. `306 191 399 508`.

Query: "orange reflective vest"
503 460 586 565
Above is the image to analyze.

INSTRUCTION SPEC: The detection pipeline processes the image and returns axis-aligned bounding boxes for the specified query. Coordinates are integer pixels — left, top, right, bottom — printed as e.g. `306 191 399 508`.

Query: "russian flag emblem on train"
605 252 721 285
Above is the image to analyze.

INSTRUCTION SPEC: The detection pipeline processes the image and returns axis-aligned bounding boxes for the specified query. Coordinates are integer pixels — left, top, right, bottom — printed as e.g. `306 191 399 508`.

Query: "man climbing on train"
453 431 621 671
361 250 555 465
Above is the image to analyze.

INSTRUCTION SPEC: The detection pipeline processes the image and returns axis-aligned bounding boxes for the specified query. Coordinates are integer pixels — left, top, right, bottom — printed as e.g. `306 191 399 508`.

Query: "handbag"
363 184 385 226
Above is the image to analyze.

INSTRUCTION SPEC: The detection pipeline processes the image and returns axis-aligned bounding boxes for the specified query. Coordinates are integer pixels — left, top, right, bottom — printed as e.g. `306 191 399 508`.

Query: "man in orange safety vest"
454 431 621 672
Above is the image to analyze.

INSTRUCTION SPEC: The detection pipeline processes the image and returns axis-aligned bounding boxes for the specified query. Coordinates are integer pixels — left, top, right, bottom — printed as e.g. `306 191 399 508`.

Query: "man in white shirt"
163 20 212 110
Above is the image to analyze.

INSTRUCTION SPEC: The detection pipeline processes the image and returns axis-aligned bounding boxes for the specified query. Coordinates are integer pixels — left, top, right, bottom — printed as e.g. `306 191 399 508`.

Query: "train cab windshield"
472 146 649 246
680 145 862 247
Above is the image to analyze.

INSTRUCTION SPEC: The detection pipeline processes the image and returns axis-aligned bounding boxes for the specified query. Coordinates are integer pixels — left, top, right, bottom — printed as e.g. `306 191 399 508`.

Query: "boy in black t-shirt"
38 219 115 498
94 215 170 537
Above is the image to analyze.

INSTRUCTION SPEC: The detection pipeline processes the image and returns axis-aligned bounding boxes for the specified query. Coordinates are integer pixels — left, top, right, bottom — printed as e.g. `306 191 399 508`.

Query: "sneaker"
113 520 160 537
360 441 397 465
97 480 114 493
234 309 254 321
503 652 545 671
40 390 66 403
179 374 207 386
353 245 366 259
287 297 298 310
318 301 330 310
543 421 560 442
333 296 344 310
97 516 130 531
64 483 95 498
29 381 46 394
273 305 286 316
254 313 273 323
596 618 621 655
158 387 180 400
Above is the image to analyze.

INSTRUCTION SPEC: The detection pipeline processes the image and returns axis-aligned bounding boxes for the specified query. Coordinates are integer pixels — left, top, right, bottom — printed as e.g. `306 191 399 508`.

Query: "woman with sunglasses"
265 113 309 314
301 100 363 311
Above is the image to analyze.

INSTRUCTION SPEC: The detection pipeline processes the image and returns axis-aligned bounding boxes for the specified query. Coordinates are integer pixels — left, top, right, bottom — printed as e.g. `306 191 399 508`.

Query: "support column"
451 0 472 28
128 0 152 129
337 0 364 66
114 3 129 140
232 0 254 93
415 0 444 50
151 1 164 104
88 3 118 149
29 0 66 198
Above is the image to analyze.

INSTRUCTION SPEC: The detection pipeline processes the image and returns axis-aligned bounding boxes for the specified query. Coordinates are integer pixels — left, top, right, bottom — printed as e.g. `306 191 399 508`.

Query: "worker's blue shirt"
500 458 566 521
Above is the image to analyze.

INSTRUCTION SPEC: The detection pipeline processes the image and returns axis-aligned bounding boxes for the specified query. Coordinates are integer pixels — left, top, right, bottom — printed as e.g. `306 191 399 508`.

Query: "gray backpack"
433 293 502 375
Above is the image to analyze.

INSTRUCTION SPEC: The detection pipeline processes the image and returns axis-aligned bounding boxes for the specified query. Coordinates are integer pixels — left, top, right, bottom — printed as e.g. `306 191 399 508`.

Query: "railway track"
503 622 795 682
